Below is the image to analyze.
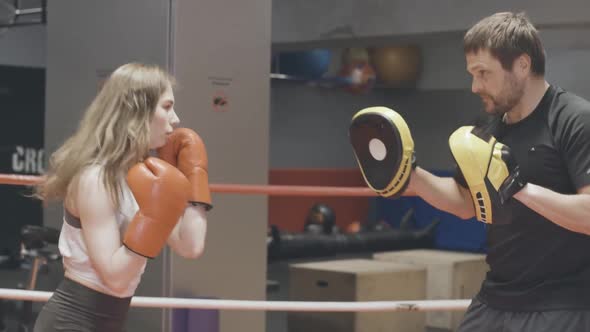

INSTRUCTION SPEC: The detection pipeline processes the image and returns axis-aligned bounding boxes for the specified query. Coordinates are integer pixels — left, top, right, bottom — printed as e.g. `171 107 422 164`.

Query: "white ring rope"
0 288 470 312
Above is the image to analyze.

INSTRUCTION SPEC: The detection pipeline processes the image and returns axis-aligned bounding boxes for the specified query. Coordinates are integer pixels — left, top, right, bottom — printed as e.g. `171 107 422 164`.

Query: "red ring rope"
0 174 377 197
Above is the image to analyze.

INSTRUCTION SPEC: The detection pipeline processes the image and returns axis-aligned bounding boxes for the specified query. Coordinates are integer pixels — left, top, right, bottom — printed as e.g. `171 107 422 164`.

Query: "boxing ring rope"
0 174 378 197
0 288 470 312
0 174 41 186
0 173 469 312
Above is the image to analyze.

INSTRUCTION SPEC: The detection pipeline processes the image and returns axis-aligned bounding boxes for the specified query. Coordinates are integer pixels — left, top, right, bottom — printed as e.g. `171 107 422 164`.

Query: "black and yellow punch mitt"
349 106 415 198
449 126 526 224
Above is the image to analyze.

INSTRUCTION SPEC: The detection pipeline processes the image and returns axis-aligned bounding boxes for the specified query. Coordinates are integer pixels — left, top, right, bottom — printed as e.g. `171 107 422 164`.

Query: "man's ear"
516 54 531 76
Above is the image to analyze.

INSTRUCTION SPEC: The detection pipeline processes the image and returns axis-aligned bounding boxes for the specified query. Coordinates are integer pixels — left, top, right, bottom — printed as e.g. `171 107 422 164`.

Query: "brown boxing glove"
124 157 191 258
157 128 212 210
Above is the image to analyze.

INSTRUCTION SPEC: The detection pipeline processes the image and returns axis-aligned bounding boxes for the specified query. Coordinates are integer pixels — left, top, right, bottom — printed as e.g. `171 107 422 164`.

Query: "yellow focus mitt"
449 126 526 224
349 106 415 198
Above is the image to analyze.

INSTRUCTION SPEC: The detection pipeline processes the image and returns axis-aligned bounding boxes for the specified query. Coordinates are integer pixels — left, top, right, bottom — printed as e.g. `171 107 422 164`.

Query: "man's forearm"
514 183 590 235
406 167 475 219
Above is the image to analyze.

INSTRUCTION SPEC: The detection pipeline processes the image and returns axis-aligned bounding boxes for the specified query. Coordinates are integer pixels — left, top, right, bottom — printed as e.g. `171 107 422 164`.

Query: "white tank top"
58 166 146 298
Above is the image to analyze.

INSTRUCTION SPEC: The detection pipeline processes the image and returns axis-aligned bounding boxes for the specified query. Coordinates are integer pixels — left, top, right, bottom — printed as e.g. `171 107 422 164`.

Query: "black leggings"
457 298 590 332
33 277 131 332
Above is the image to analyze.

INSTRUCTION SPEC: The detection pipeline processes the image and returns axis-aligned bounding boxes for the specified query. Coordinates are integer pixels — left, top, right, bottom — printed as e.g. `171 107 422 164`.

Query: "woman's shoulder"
65 163 106 216
77 163 106 185
70 164 109 200
71 163 123 217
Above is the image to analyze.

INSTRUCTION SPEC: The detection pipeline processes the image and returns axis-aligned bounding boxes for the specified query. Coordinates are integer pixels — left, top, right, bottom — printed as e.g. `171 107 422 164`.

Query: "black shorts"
33 277 132 332
457 298 590 332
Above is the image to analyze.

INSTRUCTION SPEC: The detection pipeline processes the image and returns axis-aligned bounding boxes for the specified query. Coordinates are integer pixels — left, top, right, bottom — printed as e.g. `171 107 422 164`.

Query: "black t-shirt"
454 85 590 311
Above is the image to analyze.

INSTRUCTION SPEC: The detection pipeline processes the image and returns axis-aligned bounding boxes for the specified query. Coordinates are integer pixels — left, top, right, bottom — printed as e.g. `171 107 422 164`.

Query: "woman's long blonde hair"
35 63 175 209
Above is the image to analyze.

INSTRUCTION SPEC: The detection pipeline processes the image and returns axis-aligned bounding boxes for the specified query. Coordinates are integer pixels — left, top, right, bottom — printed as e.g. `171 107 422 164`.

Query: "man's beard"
480 74 524 116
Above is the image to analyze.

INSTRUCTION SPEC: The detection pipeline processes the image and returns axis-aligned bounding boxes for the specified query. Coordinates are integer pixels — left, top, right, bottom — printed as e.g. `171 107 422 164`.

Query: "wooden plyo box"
288 259 427 332
373 249 489 331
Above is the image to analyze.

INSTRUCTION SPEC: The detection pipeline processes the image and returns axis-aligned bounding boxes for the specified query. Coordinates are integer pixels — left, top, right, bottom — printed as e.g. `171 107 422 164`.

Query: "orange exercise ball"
370 45 421 88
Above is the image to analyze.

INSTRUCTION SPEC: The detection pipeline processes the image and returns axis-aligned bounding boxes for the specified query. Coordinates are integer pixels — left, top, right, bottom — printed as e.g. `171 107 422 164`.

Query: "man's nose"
471 78 482 94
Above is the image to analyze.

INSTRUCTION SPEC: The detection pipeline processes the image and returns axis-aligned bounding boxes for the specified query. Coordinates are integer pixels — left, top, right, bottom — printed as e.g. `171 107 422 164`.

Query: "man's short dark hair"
464 12 545 76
